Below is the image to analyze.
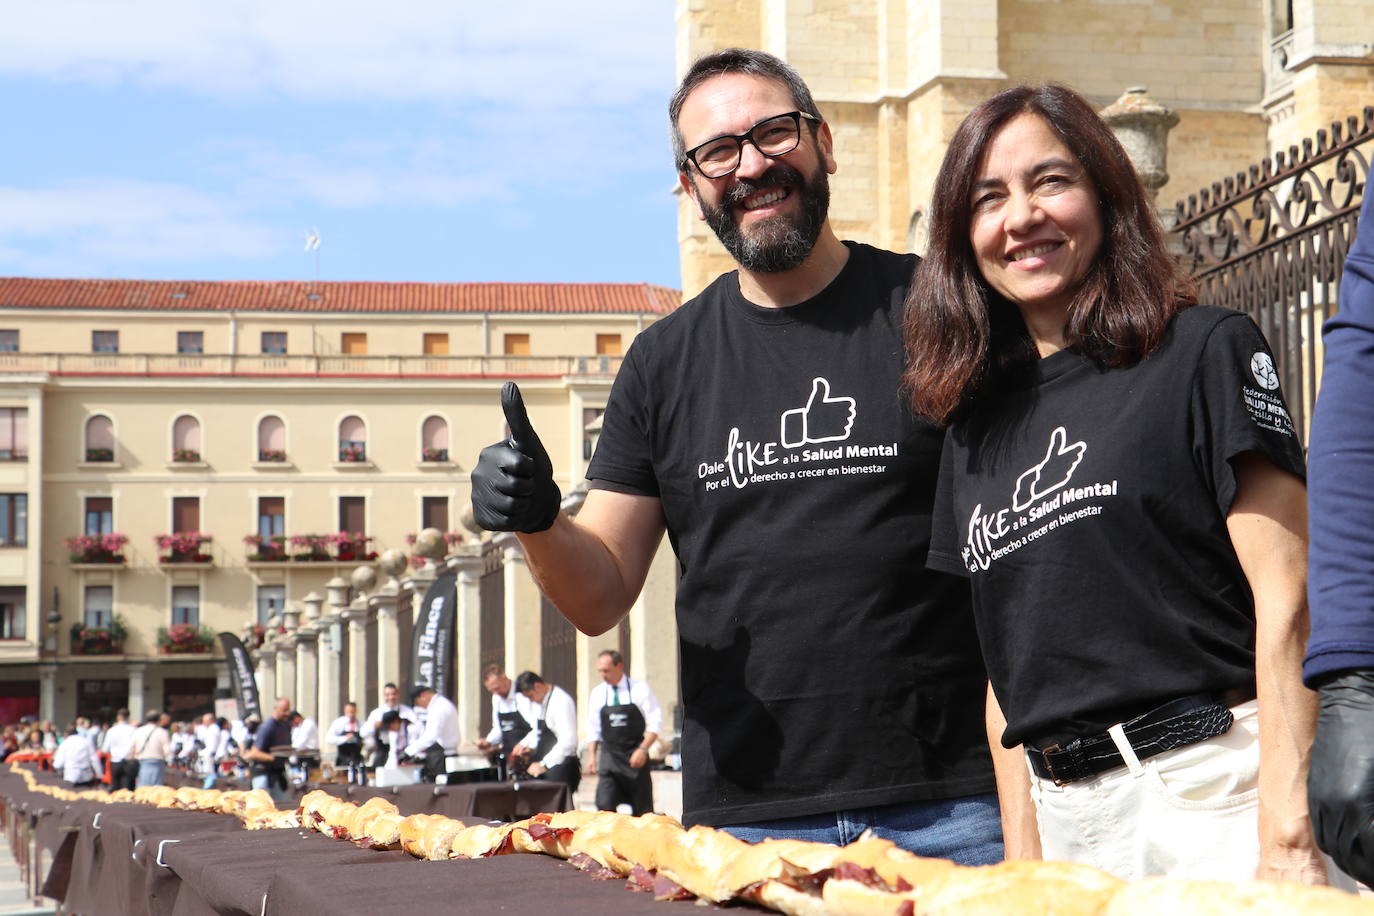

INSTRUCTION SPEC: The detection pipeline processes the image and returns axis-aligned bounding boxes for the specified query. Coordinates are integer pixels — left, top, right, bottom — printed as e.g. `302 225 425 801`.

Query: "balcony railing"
0 352 625 378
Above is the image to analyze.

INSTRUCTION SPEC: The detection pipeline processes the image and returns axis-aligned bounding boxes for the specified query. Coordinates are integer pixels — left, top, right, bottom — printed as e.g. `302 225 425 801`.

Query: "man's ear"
817 121 837 175
679 171 707 221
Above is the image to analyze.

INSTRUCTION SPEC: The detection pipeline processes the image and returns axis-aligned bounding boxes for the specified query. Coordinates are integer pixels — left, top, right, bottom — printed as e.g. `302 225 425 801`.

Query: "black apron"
336 718 363 766
497 701 533 758
530 697 580 792
595 680 653 815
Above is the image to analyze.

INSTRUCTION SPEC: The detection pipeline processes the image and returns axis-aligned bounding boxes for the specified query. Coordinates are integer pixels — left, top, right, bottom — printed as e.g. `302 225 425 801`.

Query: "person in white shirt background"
325 701 366 785
54 726 101 787
194 713 223 788
512 671 580 792
402 686 461 783
363 683 414 771
474 666 536 772
102 708 138 792
586 650 662 815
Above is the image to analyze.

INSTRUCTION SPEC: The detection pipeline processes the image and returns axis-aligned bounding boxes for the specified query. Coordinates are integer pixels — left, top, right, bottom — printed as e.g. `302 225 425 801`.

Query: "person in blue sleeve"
1306 187 1374 886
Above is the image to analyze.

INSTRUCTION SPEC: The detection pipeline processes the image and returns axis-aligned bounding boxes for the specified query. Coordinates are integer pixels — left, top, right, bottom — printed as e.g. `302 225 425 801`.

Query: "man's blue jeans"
251 772 292 804
135 759 165 788
720 792 1003 865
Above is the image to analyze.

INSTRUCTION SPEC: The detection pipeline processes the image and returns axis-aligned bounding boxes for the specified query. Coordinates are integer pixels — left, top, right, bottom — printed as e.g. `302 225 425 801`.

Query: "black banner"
410 571 457 699
218 632 262 721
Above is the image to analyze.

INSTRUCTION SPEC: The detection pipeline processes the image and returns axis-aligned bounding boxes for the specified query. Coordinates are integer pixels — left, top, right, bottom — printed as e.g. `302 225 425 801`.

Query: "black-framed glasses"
681 110 821 179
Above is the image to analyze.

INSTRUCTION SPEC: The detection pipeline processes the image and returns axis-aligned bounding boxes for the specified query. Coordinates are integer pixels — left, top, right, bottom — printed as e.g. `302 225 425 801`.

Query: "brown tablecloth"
312 779 572 820
262 854 729 915
0 765 719 916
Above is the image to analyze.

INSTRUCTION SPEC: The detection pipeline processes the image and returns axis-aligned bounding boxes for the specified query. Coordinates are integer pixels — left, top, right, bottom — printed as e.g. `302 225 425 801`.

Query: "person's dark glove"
396 753 413 766
1309 668 1374 886
470 381 562 533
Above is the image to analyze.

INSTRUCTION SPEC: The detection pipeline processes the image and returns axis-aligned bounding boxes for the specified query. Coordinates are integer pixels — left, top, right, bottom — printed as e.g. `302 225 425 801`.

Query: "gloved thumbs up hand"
470 382 562 533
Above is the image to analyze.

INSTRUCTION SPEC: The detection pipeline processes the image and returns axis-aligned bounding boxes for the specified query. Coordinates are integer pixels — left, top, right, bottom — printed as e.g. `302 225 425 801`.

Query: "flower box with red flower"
85 447 114 463
65 533 129 565
244 533 288 561
257 449 287 463
172 448 202 463
421 447 449 462
156 532 213 564
157 623 215 654
338 444 366 463
70 615 128 655
332 532 376 562
289 533 333 561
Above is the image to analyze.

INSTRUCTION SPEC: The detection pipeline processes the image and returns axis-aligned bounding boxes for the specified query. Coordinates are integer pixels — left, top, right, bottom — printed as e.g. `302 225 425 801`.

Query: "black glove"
396 753 413 766
1309 668 1374 886
470 381 562 533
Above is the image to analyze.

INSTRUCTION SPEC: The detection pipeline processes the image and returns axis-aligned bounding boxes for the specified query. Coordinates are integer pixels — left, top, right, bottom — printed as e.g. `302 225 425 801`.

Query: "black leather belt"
1027 687 1253 786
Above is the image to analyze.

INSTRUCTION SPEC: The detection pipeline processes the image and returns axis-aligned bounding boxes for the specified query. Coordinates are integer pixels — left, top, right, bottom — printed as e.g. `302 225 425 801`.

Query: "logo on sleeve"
961 426 1118 573
1250 352 1280 390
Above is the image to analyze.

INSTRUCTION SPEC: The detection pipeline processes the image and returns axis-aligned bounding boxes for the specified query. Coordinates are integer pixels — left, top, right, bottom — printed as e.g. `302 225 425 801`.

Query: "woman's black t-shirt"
929 306 1306 749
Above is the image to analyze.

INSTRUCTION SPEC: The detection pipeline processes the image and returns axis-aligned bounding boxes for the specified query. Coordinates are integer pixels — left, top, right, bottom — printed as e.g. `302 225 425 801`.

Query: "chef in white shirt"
402 686 461 783
290 710 321 775
325 701 366 784
586 650 662 815
363 682 414 769
512 671 580 791
474 665 536 764
102 708 138 791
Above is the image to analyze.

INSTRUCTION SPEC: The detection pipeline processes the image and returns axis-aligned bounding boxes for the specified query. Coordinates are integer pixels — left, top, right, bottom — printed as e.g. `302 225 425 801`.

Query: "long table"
0 767 659 916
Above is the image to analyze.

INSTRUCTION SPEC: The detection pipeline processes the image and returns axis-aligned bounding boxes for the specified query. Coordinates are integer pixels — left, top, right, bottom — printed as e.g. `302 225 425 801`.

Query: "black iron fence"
1172 106 1373 442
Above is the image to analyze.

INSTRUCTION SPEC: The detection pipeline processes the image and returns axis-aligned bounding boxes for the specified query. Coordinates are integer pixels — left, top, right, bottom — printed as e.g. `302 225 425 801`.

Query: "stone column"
276 637 297 706
38 664 57 723
450 552 485 747
496 532 542 674
127 662 147 721
295 627 320 724
372 591 400 700
344 604 372 717
256 645 277 705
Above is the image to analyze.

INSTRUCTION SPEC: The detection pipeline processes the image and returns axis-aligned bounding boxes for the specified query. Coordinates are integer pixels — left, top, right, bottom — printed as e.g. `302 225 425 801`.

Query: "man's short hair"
290 710 302 721
598 649 624 667
513 671 544 694
116 708 129 720
145 711 160 724
408 684 434 703
669 47 823 172
383 682 398 691
481 663 504 680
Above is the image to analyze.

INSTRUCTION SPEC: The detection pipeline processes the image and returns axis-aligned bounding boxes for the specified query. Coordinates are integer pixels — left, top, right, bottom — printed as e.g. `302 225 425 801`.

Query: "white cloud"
0 2 673 107
0 181 282 271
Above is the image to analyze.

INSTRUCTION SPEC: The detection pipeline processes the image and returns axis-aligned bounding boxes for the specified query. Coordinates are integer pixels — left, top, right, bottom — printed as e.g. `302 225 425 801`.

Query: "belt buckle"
1040 744 1072 786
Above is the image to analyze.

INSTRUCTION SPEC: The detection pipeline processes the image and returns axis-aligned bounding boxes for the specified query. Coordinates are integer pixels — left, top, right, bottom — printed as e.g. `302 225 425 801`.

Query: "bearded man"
470 48 1000 861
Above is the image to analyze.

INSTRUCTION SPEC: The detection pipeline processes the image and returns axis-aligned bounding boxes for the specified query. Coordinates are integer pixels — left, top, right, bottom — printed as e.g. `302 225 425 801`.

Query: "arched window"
172 415 201 462
421 415 449 462
257 415 286 462
339 415 366 463
84 415 114 462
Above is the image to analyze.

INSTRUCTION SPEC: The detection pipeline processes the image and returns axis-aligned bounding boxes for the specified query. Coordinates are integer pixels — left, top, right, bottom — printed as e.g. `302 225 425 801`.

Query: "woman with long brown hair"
905 84 1337 884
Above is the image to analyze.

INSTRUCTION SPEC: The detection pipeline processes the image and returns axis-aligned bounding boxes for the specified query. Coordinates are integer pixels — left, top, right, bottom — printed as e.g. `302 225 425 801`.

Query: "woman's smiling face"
968 112 1104 324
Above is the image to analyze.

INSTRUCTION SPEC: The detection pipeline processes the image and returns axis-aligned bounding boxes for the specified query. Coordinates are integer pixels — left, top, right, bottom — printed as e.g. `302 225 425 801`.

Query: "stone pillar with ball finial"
1098 87 1179 207
295 593 321 724
340 572 373 722
372 550 409 701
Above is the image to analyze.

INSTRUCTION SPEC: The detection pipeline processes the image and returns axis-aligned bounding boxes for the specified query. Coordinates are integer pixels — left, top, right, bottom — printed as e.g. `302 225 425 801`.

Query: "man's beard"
701 161 829 274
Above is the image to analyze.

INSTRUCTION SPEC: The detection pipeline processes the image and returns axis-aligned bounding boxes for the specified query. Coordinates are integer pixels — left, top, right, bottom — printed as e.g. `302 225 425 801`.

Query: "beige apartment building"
0 278 682 737
675 0 1374 297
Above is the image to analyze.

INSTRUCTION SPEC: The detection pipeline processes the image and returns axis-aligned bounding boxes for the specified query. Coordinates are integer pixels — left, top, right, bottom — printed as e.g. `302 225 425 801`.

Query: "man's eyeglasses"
681 111 821 179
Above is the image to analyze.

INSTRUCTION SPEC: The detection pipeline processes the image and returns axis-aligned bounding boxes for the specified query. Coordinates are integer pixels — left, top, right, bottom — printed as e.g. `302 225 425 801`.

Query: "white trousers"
1028 700 1351 886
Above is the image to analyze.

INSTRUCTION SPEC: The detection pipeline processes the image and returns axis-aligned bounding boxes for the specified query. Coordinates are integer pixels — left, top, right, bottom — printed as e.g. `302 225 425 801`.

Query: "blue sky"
0 3 682 287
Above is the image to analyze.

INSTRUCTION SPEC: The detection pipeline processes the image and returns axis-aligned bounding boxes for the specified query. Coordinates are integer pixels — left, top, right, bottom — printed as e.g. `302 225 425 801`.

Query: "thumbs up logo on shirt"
780 377 857 448
1012 427 1087 511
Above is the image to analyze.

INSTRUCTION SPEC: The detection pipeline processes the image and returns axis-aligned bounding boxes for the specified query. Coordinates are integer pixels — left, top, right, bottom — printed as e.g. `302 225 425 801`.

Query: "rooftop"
0 278 681 315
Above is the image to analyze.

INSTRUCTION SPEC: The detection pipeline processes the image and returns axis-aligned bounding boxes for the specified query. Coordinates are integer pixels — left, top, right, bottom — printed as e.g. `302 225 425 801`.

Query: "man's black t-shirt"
589 242 993 827
929 306 1306 750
